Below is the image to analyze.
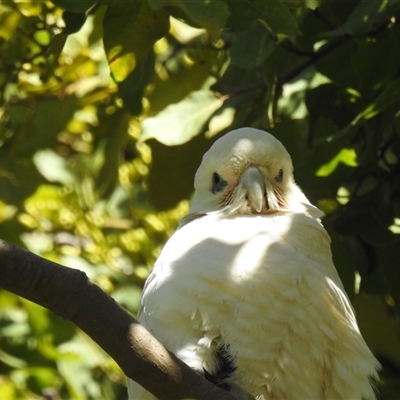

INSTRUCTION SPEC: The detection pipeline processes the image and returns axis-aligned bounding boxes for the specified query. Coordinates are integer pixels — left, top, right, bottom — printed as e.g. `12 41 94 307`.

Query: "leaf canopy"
1 0 400 397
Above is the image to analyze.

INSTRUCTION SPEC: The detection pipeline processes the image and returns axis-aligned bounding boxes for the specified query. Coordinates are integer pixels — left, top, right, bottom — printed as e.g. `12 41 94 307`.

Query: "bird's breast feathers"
139 212 378 399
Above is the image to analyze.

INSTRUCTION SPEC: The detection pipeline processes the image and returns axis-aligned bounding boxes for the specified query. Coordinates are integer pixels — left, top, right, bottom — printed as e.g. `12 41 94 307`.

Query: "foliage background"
1 0 400 398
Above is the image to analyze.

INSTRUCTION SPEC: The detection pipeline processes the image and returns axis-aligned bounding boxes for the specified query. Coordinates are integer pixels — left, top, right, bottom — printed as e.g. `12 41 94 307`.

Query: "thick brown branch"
0 239 235 400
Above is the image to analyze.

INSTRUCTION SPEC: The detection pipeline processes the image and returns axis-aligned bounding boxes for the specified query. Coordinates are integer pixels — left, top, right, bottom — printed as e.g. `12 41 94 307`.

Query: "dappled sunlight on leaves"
1 0 400 397
315 148 358 177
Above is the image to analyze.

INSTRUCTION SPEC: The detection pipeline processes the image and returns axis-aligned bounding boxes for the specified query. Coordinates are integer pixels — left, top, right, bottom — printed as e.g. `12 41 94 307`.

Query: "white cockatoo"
127 127 379 399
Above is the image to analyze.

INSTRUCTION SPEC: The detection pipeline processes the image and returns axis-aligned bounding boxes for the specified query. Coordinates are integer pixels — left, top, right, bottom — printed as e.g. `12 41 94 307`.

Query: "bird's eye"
275 169 283 183
212 172 228 194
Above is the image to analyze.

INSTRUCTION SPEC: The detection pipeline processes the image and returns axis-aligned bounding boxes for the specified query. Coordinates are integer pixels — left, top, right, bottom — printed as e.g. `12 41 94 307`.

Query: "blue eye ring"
212 172 228 194
275 169 283 183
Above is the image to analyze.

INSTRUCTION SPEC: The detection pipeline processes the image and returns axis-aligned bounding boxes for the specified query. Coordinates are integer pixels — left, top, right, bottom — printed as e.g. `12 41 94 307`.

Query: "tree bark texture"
0 239 235 400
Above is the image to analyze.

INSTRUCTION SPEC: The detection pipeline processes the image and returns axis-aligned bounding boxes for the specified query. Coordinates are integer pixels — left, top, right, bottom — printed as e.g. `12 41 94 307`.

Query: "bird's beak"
240 166 266 213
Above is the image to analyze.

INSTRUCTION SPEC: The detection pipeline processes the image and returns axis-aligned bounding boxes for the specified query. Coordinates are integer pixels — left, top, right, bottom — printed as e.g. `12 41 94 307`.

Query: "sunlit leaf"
0 10 21 40
146 59 210 116
46 32 68 58
365 77 400 118
148 0 229 39
22 299 50 337
112 286 142 314
315 148 358 177
0 349 27 368
332 77 400 137
118 52 155 115
103 0 169 82
25 367 60 393
33 150 75 185
207 91 259 137
2 0 400 397
141 90 223 145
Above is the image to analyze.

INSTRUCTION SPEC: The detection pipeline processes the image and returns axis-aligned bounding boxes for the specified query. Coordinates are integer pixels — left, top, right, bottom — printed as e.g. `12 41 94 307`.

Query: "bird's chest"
166 214 336 330
171 213 332 286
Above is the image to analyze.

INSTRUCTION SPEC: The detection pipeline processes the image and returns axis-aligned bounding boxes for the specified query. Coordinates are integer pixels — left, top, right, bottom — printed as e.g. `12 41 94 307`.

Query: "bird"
127 127 380 399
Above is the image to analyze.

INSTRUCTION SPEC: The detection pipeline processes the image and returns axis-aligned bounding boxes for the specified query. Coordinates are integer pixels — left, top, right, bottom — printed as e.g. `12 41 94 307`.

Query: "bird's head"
187 127 322 220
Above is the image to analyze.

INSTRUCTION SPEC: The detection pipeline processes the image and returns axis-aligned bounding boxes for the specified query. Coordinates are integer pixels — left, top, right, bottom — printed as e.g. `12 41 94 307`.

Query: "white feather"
127 128 379 400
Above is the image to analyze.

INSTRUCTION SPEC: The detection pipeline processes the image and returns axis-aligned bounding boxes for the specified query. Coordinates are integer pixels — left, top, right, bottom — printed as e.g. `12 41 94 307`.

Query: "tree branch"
0 239 235 400
277 37 344 87
277 13 397 87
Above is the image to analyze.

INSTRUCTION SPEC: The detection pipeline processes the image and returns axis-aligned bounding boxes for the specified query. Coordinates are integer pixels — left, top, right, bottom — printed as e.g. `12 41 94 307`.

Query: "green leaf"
26 367 59 394
340 77 400 132
112 286 142 314
147 59 210 116
118 51 155 115
305 83 348 133
311 116 338 143
318 0 358 28
207 91 258 137
0 159 44 206
33 150 75 185
328 232 359 299
211 63 264 95
333 190 398 246
246 0 300 36
6 97 79 159
225 0 259 31
365 77 400 119
376 243 400 318
353 294 400 371
95 110 130 197
103 0 169 82
315 148 357 177
148 0 229 39
271 117 311 167
324 0 400 38
230 21 275 69
297 9 332 52
141 90 224 145
0 96 78 205
50 0 96 13
0 220 25 248
62 11 87 35
352 25 400 98
293 132 352 204
35 98 78 145
315 41 359 88
46 32 68 58
0 348 27 368
147 133 212 209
